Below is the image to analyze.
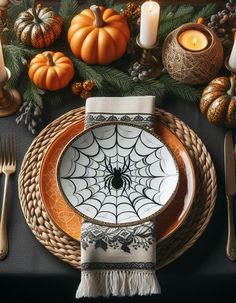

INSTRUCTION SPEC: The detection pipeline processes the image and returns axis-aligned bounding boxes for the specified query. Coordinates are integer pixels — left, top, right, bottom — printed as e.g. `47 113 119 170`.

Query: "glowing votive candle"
178 30 208 52
140 1 160 48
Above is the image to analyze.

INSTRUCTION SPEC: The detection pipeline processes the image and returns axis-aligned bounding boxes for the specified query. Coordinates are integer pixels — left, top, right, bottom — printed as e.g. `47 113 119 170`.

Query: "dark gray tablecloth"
0 96 235 303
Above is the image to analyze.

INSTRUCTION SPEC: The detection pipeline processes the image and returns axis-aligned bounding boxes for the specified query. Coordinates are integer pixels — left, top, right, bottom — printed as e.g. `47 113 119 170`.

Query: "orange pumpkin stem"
90 5 104 28
32 1 41 23
227 75 236 96
46 53 55 66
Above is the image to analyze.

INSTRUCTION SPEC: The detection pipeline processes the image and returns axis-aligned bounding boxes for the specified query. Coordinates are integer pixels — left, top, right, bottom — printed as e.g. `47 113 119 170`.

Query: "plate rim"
156 123 196 243
56 121 180 227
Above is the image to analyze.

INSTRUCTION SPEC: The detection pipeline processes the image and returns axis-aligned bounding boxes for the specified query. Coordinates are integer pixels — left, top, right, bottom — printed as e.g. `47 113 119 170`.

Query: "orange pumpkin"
28 51 75 91
68 5 130 65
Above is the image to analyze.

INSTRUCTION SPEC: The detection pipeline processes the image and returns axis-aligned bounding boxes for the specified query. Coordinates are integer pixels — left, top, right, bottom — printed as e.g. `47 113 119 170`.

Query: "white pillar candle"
0 40 7 83
229 35 236 71
140 1 160 48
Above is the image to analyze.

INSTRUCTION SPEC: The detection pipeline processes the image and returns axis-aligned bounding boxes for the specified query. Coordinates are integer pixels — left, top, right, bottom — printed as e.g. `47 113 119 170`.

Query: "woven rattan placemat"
18 107 217 269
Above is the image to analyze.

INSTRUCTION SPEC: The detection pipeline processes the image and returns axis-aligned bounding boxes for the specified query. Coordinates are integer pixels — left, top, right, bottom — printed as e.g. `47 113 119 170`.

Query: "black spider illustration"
104 157 132 194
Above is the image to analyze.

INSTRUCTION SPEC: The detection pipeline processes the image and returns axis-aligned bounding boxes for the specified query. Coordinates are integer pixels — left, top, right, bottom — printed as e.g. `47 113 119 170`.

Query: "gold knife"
224 130 236 261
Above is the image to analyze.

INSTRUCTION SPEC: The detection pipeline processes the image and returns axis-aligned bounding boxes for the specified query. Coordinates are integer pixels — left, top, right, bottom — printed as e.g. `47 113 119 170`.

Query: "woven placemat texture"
18 107 217 269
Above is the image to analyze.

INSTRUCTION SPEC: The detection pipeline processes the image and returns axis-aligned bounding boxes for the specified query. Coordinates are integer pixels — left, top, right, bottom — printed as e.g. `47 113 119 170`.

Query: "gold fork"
0 135 16 260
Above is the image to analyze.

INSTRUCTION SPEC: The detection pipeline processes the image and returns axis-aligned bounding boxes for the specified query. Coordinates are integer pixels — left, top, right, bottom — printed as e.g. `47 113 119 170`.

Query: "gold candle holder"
129 35 162 80
0 68 21 117
136 35 163 79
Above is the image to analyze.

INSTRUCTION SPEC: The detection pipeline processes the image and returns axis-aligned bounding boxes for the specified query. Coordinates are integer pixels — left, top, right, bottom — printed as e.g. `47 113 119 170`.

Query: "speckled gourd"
200 76 236 127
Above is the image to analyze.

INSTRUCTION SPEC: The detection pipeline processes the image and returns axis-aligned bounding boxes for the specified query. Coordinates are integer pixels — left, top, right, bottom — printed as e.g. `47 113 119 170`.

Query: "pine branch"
191 3 218 22
160 75 202 102
159 5 195 41
160 5 178 21
91 0 115 7
174 5 195 18
8 0 31 21
93 65 134 92
71 57 104 89
130 80 166 101
18 76 43 108
3 44 36 87
59 0 80 30
113 3 125 12
96 83 123 96
104 0 115 7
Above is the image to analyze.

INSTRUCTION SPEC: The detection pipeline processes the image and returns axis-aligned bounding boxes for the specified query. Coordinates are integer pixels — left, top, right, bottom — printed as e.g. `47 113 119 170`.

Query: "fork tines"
0 135 16 168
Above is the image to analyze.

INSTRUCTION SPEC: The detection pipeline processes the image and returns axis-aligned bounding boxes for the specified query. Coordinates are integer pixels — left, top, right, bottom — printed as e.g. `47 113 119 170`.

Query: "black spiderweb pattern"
59 124 179 224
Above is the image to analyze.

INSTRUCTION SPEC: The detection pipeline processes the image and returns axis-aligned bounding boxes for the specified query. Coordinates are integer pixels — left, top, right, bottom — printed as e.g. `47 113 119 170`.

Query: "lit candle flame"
149 0 153 12
193 37 197 46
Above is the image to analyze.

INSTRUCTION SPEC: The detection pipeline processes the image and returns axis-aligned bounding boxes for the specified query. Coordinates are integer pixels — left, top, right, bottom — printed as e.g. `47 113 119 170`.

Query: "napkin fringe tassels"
76 270 161 298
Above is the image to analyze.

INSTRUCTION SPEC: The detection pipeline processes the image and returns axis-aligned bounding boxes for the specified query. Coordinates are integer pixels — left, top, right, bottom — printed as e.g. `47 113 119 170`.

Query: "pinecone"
126 2 138 11
83 80 95 91
120 9 132 19
80 89 91 100
71 81 83 95
120 2 141 32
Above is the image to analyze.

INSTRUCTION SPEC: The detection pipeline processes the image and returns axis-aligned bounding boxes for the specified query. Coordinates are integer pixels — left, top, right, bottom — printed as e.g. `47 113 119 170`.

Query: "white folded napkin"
76 96 161 298
85 96 156 130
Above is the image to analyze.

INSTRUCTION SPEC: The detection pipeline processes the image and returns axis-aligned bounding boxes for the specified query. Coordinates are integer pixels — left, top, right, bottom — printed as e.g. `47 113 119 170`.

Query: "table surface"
0 1 235 303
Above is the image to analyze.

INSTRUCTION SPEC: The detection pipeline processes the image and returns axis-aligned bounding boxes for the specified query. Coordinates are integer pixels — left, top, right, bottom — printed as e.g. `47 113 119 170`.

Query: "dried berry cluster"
16 101 43 134
128 62 152 81
208 1 236 39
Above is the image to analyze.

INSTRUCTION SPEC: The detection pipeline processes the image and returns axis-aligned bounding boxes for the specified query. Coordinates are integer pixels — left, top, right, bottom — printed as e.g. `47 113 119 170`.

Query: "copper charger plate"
39 119 196 243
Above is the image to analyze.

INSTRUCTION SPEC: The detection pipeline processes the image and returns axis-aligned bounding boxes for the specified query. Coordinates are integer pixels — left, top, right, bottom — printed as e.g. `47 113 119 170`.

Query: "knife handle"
226 196 236 261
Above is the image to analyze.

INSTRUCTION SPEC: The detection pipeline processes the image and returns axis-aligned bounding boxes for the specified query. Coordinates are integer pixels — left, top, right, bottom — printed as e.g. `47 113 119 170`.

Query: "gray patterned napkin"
76 96 161 298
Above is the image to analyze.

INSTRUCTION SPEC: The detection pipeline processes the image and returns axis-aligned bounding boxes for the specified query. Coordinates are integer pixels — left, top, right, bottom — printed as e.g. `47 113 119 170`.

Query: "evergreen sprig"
8 0 32 21
191 3 219 22
72 57 105 89
3 45 36 87
59 0 80 30
93 65 135 92
160 75 202 102
159 5 195 41
18 76 44 108
131 80 166 100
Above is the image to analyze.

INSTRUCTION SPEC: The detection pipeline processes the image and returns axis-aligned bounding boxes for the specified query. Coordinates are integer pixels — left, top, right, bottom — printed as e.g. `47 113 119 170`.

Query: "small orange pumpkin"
28 51 75 91
68 5 130 65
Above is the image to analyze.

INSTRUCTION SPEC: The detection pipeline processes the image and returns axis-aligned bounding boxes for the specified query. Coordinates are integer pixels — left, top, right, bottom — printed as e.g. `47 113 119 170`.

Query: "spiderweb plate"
58 122 179 226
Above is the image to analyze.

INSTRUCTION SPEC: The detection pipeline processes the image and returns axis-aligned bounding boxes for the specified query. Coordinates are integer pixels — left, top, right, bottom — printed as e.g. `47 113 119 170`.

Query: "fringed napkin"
76 96 161 298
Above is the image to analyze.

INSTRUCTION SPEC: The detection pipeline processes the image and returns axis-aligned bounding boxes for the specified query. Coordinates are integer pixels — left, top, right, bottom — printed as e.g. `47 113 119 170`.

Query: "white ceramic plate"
57 122 179 226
